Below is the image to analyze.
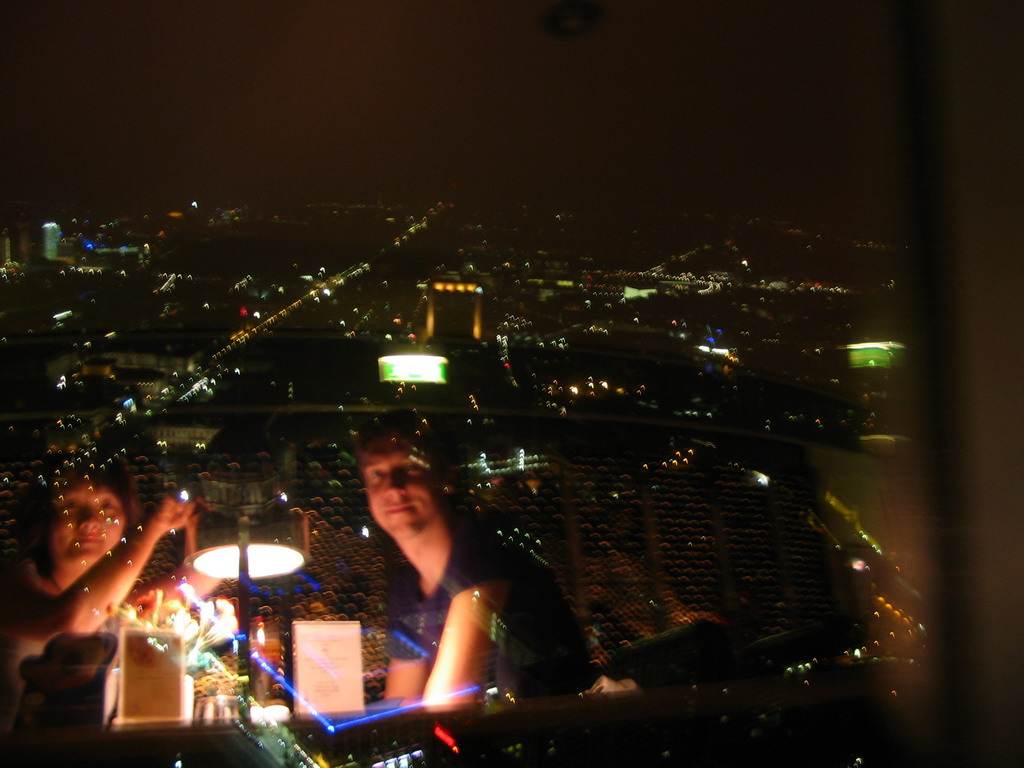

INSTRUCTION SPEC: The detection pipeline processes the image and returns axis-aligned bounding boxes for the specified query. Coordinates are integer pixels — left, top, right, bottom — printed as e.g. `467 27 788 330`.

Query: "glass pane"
0 1 971 764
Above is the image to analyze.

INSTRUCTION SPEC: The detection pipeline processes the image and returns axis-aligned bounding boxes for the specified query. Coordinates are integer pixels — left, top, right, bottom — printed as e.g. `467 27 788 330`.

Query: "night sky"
2 1 909 238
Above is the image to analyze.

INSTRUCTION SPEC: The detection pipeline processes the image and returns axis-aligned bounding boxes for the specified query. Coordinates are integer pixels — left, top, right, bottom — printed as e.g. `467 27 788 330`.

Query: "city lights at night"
1 2 1022 767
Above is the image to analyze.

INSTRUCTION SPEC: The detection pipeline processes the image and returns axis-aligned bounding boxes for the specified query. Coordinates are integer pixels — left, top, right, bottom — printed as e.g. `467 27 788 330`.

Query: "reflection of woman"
0 458 218 730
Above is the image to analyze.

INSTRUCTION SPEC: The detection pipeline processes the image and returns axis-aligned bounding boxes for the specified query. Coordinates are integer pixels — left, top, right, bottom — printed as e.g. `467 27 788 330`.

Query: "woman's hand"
145 495 197 538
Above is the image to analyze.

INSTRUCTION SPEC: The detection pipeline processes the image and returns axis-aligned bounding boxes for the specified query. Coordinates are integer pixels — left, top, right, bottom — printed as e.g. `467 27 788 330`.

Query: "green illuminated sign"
844 342 905 369
378 355 448 383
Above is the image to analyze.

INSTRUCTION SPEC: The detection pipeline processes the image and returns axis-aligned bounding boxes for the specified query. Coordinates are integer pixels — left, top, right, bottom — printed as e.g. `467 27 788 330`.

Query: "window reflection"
0 1 986 765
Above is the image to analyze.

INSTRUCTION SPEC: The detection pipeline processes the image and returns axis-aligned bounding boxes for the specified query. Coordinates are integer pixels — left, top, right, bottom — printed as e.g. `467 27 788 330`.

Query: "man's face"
359 438 450 542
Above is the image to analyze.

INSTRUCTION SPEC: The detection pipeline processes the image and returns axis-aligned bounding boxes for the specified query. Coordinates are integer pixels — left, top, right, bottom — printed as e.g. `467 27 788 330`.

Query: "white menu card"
292 620 365 717
117 627 187 723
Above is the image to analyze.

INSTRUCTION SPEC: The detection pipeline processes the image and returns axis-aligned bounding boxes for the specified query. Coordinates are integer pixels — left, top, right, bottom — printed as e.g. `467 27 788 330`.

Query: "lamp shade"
186 470 308 579
190 542 305 580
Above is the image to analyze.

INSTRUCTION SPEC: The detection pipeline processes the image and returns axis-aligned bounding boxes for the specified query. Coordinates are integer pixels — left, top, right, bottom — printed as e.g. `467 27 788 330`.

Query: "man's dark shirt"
385 515 593 699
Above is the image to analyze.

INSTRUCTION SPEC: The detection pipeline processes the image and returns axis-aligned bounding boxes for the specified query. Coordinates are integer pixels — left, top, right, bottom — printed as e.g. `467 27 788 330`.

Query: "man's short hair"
353 410 456 473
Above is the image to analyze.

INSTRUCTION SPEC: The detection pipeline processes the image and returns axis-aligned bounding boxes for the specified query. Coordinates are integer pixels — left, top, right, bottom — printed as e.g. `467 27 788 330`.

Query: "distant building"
527 253 573 281
624 285 658 300
532 281 578 304
15 218 32 262
116 367 169 398
45 350 84 385
41 222 60 262
46 346 205 384
149 422 221 451
43 409 110 452
104 347 203 375
80 357 117 377
92 246 143 266
57 236 81 261
425 271 490 340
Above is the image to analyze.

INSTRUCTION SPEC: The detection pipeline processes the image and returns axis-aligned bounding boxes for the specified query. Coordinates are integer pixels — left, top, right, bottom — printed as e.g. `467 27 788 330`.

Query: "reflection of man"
356 411 593 707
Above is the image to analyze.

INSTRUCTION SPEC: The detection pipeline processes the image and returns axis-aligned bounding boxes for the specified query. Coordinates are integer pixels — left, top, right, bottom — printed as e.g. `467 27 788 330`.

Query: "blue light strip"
179 583 478 735
250 651 338 731
250 651 479 734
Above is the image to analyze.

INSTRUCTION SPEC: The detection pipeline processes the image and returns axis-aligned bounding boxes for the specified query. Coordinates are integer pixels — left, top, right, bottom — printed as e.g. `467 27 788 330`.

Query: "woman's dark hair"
15 455 141 579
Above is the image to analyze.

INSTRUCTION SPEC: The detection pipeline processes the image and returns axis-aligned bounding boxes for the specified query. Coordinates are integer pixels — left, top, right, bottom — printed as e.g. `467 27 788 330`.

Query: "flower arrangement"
118 584 239 675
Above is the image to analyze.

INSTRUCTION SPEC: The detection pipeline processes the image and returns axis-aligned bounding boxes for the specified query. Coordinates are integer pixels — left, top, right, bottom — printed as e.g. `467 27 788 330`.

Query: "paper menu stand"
292 621 365 717
117 627 189 723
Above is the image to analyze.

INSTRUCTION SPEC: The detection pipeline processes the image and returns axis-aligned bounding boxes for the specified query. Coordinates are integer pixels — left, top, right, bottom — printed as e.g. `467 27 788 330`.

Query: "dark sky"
1 1 910 238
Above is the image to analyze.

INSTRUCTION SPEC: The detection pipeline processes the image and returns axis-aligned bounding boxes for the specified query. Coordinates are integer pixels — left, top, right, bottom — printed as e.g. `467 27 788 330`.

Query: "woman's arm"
0 496 194 641
421 579 509 708
129 503 222 606
131 565 221 608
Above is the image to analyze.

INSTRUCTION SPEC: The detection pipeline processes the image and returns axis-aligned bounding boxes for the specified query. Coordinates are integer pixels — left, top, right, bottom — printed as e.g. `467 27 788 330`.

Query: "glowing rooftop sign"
842 341 906 368
378 354 448 383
